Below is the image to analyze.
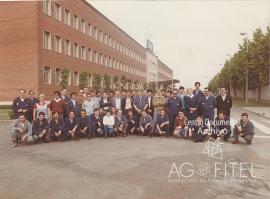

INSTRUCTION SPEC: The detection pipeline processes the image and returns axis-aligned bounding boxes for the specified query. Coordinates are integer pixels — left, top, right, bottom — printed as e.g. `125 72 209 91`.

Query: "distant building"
0 0 173 102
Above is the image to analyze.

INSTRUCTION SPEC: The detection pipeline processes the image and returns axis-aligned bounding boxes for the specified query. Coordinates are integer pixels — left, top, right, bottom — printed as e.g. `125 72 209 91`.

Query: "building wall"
146 51 158 83
37 0 147 98
0 1 39 102
232 85 270 101
158 60 173 81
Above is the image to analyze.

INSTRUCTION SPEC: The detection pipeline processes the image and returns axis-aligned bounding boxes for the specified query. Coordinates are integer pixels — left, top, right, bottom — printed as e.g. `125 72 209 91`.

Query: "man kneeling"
139 110 154 136
232 113 254 145
32 112 51 143
155 110 169 136
10 114 33 147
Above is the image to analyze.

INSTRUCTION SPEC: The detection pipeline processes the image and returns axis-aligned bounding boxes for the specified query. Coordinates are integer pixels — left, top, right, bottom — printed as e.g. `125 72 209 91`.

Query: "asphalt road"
0 107 269 199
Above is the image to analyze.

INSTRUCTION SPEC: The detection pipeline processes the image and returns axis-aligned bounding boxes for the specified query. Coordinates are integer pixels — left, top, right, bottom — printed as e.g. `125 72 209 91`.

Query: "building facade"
0 0 173 102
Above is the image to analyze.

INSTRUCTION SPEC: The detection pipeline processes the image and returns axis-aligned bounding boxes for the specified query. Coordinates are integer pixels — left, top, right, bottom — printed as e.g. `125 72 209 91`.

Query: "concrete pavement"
0 107 270 199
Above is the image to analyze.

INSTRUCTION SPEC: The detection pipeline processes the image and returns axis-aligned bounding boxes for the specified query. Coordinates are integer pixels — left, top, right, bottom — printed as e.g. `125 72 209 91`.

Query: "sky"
88 0 270 88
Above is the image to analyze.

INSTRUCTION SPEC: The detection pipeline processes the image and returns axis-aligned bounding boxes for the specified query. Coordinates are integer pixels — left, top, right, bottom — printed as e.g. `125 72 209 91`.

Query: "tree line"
208 26 269 102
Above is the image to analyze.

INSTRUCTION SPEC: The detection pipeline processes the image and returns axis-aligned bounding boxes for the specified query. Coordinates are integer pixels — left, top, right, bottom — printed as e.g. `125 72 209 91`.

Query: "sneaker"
232 140 239 144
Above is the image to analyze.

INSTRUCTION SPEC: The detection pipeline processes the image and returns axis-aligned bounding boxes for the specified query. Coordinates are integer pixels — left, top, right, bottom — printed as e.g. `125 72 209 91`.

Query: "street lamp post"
240 32 249 104
226 54 232 96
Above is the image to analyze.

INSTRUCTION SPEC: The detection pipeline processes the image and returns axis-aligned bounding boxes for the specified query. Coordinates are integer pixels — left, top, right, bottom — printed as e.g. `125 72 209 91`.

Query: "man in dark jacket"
77 109 91 139
32 112 50 143
12 89 32 121
216 87 232 118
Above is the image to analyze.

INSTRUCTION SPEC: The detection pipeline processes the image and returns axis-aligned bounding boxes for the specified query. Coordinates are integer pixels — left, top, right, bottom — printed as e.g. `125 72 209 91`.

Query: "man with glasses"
216 87 232 118
12 89 32 122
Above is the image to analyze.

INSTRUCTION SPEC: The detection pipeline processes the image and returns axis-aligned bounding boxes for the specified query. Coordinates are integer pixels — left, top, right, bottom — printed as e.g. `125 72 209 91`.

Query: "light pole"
226 54 232 96
240 32 249 104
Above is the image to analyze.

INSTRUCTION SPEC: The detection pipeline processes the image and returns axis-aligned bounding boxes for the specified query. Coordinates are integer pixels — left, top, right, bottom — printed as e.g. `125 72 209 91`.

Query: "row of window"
43 0 145 65
43 66 143 89
43 31 146 77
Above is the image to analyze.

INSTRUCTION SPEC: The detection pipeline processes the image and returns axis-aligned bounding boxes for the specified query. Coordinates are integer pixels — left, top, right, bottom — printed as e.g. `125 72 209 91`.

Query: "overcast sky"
88 0 270 88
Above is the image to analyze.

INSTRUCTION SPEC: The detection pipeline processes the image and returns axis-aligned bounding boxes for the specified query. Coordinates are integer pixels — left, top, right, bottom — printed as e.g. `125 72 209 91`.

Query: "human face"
143 90 147 96
71 94 76 100
138 90 142 96
106 111 110 116
62 89 67 96
220 88 226 96
18 115 25 122
126 91 131 97
218 113 224 120
148 91 152 97
83 88 88 94
38 114 45 121
179 89 184 95
54 93 60 99
69 112 75 119
156 90 161 96
204 89 209 96
19 90 26 99
103 93 108 99
79 90 84 96
29 91 35 98
195 83 200 90
241 115 248 123
117 110 122 116
53 113 59 120
80 111 86 118
172 91 177 98
160 110 165 117
115 90 120 97
86 94 91 100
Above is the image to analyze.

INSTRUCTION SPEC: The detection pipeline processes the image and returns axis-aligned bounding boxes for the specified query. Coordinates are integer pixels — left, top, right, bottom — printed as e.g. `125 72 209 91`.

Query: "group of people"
10 81 254 148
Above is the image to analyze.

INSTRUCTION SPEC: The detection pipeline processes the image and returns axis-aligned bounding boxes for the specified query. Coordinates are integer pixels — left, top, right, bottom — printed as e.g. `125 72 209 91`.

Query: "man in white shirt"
103 111 115 137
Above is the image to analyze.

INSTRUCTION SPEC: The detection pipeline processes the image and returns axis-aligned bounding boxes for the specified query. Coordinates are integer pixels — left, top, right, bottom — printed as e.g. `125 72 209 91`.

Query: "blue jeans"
104 125 114 137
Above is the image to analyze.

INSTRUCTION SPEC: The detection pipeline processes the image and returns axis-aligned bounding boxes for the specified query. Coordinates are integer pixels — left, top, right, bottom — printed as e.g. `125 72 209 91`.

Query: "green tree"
120 75 127 89
104 75 111 90
60 68 70 89
79 71 88 89
93 74 102 90
134 80 139 89
113 76 120 89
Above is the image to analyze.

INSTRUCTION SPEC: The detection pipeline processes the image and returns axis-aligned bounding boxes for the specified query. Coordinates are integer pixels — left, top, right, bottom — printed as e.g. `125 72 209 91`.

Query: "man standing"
193 82 204 115
49 91 66 119
178 86 186 113
232 113 254 145
67 92 80 118
146 89 154 118
100 92 112 111
216 87 232 118
167 90 182 135
121 90 134 116
28 90 39 123
200 87 216 123
152 89 166 122
82 93 99 117
185 88 199 121
133 90 148 119
12 89 32 122
111 90 122 110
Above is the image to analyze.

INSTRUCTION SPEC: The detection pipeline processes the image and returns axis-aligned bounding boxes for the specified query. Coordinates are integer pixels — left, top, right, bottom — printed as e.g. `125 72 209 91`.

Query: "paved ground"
0 107 270 199
241 107 270 119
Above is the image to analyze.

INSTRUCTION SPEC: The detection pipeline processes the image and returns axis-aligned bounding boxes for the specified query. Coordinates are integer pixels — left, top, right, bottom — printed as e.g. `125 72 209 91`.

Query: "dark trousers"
168 114 177 135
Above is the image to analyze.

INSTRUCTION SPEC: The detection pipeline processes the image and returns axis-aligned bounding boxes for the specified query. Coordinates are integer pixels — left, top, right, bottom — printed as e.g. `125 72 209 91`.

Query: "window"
87 48 92 62
73 14 79 30
55 68 61 85
94 51 98 63
54 3 61 21
99 30 103 42
43 66 51 84
108 57 112 67
104 55 107 67
43 0 51 16
68 71 71 86
81 45 86 60
73 43 79 58
64 39 71 55
93 27 98 40
87 74 92 87
54 35 61 53
43 31 51 50
104 33 107 45
87 23 92 37
64 9 71 25
73 71 79 86
100 53 103 65
81 19 86 33
108 36 111 47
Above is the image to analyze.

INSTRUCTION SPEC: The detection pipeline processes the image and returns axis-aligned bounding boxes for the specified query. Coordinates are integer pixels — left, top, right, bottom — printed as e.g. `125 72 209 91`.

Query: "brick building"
0 0 173 102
